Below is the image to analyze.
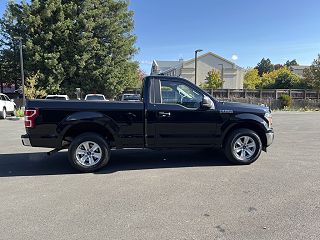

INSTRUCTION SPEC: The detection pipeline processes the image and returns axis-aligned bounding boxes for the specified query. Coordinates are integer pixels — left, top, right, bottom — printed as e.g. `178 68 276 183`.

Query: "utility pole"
194 49 203 85
14 37 25 106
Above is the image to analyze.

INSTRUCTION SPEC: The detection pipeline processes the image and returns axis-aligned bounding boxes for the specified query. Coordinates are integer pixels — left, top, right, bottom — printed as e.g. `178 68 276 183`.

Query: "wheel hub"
75 141 102 167
232 135 256 161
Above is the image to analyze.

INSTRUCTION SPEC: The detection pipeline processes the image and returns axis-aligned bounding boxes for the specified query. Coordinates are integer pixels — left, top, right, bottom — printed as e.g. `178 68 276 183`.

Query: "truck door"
146 78 221 148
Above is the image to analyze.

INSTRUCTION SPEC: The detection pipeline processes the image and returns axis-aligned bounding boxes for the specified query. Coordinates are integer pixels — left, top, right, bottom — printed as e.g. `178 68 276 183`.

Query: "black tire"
68 133 110 172
11 107 16 116
0 108 6 119
224 128 262 165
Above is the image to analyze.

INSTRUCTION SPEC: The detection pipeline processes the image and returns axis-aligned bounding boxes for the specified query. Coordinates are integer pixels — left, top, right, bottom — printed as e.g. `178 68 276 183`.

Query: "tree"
284 59 298 67
24 72 47 99
0 0 24 91
274 64 283 70
136 68 146 88
261 67 301 89
255 58 274 76
1 0 139 98
243 68 261 89
303 54 320 90
202 69 223 89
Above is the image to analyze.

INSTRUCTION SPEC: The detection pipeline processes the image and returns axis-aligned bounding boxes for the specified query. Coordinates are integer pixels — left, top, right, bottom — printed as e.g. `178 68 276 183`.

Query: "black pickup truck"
21 76 274 172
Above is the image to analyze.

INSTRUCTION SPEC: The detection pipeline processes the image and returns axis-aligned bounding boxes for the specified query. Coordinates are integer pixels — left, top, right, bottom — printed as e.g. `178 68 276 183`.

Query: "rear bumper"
21 134 32 146
265 130 274 147
21 133 61 148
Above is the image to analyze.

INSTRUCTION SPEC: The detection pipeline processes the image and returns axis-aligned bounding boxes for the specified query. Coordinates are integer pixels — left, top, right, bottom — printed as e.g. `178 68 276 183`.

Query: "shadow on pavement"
0 149 232 177
5 117 22 121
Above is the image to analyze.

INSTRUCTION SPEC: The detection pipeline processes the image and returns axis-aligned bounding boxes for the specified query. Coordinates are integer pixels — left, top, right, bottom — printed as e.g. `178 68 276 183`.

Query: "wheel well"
223 123 267 147
63 123 114 144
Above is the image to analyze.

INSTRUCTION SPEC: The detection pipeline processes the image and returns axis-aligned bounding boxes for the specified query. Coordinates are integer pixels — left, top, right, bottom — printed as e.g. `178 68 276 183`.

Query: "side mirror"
10 99 14 102
201 96 214 109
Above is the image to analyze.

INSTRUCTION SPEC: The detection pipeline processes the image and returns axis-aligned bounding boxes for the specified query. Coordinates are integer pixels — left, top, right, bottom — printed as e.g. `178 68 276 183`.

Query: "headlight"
265 112 272 128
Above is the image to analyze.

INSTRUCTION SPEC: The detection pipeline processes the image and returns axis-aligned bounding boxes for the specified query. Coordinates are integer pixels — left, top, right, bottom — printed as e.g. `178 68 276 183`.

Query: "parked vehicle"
120 93 141 102
0 93 16 119
46 95 70 100
84 94 107 101
21 76 274 172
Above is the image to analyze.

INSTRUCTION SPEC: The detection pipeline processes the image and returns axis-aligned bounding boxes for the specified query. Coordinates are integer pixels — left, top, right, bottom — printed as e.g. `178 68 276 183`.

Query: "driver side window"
160 80 203 109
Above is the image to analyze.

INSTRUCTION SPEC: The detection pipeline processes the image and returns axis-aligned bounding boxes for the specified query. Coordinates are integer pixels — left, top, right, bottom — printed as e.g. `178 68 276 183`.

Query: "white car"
84 94 108 101
0 93 16 119
46 95 70 100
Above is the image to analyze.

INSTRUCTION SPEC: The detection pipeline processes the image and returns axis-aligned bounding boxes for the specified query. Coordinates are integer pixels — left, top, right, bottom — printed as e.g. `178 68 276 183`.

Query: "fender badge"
219 110 233 114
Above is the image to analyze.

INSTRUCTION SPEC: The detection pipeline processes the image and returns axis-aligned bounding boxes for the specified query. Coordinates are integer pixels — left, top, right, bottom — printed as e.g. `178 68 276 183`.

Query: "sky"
1 0 320 74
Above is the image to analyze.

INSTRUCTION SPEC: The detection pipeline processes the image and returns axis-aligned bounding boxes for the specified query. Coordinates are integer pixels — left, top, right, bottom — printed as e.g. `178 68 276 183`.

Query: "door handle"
159 111 171 117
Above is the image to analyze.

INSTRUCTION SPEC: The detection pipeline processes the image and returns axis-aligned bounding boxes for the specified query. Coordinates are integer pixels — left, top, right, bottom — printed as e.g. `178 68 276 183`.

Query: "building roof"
290 65 310 70
184 52 236 66
153 60 182 72
153 52 243 74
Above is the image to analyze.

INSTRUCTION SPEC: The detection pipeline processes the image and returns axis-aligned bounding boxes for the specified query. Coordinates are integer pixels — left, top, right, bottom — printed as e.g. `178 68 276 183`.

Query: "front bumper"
21 134 32 146
266 130 274 147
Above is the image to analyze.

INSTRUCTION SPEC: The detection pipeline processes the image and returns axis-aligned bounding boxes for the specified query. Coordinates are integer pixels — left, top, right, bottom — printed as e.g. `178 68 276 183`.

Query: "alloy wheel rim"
232 136 256 161
75 141 102 167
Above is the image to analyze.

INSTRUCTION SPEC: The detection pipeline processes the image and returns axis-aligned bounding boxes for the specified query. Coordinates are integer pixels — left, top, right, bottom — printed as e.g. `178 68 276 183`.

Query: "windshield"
123 94 140 101
86 95 105 101
46 96 67 100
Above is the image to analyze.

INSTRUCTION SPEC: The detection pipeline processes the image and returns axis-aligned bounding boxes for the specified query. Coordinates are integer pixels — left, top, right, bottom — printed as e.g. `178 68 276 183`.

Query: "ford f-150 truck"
21 76 274 172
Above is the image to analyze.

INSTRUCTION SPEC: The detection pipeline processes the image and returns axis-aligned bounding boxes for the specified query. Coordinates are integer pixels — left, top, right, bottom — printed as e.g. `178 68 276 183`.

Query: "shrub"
278 94 292 109
15 108 24 117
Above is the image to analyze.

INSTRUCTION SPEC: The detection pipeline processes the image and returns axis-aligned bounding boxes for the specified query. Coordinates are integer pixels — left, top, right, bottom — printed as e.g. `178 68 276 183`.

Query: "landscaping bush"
278 94 293 109
15 108 24 117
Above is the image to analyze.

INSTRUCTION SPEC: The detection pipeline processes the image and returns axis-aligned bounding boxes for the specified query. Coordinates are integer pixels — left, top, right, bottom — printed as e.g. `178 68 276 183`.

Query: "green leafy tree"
261 67 301 89
24 72 47 99
1 0 139 98
0 0 24 91
202 69 223 89
284 59 298 67
255 58 274 76
303 55 320 90
243 68 261 89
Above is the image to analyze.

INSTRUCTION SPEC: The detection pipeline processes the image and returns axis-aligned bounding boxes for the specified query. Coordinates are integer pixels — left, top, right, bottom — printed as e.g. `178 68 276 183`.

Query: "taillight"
24 109 39 128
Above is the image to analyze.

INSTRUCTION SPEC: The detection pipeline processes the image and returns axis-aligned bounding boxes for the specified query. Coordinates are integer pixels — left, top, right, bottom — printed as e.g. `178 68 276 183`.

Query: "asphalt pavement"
0 112 320 240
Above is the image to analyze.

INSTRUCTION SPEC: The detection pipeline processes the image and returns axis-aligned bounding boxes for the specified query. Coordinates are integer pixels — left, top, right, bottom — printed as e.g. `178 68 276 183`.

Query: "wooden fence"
202 89 320 100
123 88 320 100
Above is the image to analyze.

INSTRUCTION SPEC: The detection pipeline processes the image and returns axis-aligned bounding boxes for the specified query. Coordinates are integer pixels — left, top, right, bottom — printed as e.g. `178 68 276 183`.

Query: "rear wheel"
0 108 6 119
68 133 110 172
224 128 262 165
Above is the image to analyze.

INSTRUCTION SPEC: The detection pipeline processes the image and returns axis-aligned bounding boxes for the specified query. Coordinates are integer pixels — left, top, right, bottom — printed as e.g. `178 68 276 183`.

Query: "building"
151 52 245 89
290 65 310 77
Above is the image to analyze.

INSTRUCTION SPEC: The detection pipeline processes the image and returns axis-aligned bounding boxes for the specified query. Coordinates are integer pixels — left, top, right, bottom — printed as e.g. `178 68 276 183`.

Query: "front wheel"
0 108 6 119
68 133 110 172
224 128 262 165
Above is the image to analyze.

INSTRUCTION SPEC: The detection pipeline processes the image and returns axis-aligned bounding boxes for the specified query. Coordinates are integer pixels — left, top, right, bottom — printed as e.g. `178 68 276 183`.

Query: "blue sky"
1 0 320 73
